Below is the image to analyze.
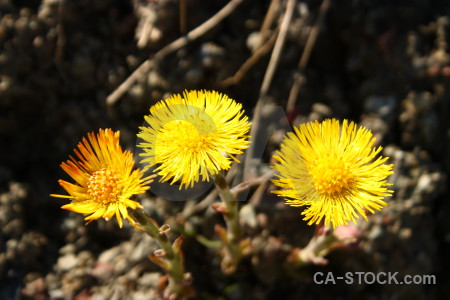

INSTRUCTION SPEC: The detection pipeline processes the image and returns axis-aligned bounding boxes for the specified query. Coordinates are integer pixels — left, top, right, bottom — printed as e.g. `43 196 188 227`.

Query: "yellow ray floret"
51 129 154 228
138 90 251 189
271 119 393 229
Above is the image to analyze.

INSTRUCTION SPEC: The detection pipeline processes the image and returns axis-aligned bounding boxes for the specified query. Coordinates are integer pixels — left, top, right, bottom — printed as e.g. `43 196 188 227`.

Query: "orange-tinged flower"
271 119 394 229
51 129 154 228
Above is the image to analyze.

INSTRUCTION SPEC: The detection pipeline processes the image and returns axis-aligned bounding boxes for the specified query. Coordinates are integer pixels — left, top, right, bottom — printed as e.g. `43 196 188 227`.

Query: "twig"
243 0 296 180
260 0 281 38
286 0 330 115
106 0 244 107
218 0 281 88
179 0 187 34
259 0 295 97
53 0 71 84
182 159 274 218
186 159 239 216
230 169 275 195
54 0 66 64
259 0 281 43
219 33 277 87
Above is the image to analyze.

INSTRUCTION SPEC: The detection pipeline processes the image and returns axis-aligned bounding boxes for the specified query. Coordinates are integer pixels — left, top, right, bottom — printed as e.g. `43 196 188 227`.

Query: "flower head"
51 129 154 228
271 119 393 229
138 90 250 189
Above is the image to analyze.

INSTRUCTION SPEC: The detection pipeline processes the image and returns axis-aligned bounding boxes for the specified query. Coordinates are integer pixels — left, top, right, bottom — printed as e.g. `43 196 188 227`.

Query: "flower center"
160 120 211 153
87 168 121 204
308 156 355 198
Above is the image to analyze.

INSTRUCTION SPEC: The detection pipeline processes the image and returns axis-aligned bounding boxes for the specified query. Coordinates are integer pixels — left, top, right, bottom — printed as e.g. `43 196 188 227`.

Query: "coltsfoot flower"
51 129 154 228
138 90 250 189
271 119 393 229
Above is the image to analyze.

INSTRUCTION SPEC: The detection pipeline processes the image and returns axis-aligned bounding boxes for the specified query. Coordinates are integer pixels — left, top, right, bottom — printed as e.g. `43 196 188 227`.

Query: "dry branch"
106 0 244 107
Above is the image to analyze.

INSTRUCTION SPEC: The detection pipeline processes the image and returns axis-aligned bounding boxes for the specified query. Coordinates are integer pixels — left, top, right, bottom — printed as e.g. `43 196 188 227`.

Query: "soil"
1 0 449 299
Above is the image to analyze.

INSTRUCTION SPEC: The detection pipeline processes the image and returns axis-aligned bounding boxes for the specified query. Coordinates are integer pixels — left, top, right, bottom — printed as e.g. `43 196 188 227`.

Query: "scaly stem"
289 224 336 266
129 208 194 299
214 172 243 273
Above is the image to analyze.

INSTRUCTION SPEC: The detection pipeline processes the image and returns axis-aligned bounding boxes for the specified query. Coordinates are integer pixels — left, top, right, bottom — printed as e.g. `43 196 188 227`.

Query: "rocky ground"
1 0 449 299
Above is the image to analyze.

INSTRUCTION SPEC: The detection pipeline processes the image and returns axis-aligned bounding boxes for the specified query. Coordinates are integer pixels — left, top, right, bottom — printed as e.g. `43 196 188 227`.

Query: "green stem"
128 208 193 299
291 225 336 266
214 172 242 272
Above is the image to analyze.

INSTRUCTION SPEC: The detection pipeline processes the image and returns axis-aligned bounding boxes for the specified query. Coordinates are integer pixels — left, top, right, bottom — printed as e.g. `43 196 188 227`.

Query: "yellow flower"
138 90 250 189
51 129 154 228
271 119 393 229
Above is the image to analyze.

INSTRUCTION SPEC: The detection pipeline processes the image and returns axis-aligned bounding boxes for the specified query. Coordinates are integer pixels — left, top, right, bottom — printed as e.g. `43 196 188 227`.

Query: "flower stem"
129 208 194 299
288 224 336 266
213 172 243 273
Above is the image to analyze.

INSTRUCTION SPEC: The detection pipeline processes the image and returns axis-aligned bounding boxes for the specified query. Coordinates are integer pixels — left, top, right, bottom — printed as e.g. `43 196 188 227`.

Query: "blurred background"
0 0 449 299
